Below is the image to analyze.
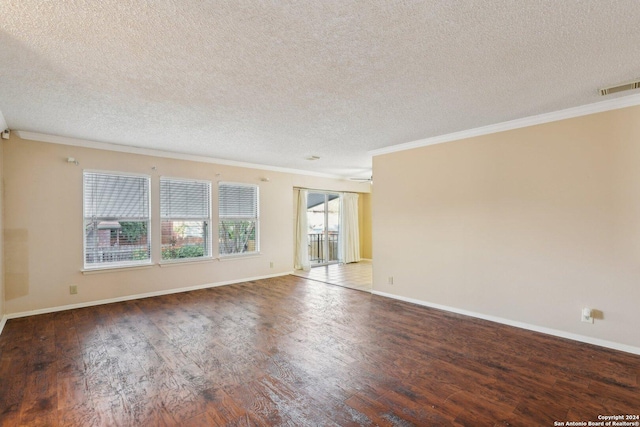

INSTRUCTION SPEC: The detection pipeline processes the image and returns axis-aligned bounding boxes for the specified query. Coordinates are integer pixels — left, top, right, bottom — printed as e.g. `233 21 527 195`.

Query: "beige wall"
373 105 640 349
2 136 369 314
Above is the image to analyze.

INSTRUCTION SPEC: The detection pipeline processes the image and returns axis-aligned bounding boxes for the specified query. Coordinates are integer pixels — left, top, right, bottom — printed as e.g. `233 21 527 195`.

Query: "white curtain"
340 193 360 264
294 189 311 271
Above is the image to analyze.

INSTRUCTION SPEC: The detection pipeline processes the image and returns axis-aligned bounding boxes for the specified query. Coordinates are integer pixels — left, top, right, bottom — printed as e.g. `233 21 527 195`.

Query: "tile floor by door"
293 260 372 292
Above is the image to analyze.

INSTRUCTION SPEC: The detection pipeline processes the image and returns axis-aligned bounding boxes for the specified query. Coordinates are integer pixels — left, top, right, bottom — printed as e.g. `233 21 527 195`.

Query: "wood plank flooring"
0 275 638 426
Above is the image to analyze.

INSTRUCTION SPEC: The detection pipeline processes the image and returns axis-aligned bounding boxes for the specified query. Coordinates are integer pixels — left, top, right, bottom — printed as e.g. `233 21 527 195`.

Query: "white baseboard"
371 290 640 356
6 277 636 356
2 272 292 323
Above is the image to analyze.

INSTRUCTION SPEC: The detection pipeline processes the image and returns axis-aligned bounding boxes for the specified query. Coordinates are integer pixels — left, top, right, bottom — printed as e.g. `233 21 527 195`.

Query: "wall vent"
599 80 640 96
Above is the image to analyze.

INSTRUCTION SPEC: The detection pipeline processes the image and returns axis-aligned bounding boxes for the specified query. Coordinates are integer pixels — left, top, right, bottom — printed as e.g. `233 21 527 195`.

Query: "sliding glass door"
307 192 340 266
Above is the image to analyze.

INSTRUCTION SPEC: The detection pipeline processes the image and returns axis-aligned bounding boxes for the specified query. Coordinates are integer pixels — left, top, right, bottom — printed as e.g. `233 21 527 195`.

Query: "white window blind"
84 173 150 219
160 178 211 260
83 172 151 269
218 182 259 255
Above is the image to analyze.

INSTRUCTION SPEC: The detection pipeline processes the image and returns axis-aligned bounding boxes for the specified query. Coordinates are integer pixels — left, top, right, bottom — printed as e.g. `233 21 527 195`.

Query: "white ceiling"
1 1 640 178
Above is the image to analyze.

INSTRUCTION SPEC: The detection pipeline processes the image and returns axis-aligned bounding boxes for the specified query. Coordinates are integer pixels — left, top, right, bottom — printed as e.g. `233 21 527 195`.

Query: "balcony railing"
85 244 149 264
308 232 338 264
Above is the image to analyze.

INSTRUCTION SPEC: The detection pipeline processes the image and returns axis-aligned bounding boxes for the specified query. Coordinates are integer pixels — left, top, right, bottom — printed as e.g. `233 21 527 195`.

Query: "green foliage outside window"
120 222 147 244
219 220 256 254
132 248 149 260
162 245 205 260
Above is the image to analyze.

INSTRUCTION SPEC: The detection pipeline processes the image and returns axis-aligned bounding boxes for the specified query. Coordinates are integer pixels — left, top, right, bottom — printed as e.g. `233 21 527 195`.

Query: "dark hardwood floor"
0 275 638 426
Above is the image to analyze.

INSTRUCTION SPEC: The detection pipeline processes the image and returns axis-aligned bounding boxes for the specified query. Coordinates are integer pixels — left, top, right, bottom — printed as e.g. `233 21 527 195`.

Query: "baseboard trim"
0 315 7 336
371 290 640 356
3 272 293 323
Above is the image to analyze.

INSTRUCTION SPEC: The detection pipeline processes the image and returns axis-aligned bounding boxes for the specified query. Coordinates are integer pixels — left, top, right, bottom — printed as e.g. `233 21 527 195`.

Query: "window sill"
81 263 154 275
159 257 215 268
218 252 261 261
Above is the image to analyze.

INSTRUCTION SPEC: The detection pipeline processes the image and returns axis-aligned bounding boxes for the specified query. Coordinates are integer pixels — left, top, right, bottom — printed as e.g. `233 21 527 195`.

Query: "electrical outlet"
69 285 78 295
388 276 394 285
581 307 593 323
269 261 274 268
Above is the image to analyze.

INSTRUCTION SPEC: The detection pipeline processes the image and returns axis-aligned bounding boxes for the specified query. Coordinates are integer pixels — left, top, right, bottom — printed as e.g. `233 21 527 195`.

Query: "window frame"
218 182 260 258
82 170 152 271
159 176 213 263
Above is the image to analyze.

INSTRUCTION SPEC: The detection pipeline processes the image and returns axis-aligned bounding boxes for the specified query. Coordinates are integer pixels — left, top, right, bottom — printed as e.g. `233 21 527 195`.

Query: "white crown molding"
371 290 640 356
0 110 7 131
14 131 344 180
1 272 292 326
370 93 640 156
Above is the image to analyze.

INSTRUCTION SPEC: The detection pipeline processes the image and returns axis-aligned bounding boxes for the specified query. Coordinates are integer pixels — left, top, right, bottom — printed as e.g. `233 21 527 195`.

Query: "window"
160 177 211 261
83 172 151 269
218 182 259 256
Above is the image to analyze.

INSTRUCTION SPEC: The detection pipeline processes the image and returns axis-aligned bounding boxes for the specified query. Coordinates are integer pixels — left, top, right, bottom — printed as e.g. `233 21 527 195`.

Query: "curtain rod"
293 186 358 194
293 186 335 191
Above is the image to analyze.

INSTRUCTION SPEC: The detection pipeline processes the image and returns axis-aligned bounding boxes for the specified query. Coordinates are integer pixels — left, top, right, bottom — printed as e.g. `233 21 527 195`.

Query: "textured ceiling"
1 1 640 178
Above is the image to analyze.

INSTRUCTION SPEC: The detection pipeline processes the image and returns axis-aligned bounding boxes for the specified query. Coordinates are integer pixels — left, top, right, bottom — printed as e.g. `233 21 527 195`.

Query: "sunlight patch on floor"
293 260 372 292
